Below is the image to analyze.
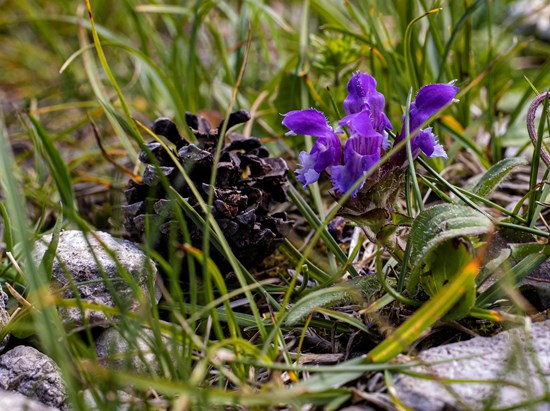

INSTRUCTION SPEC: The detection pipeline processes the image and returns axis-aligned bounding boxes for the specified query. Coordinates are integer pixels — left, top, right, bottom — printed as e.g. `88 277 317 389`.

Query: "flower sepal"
336 164 405 243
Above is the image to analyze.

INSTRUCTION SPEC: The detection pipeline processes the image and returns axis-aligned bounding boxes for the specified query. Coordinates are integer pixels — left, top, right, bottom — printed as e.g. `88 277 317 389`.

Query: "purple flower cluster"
283 72 459 197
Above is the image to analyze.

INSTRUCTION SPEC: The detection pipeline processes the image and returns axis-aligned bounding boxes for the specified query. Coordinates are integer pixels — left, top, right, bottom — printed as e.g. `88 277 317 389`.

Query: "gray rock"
394 320 550 410
0 389 59 411
95 327 165 375
0 346 67 409
32 230 158 327
0 288 10 352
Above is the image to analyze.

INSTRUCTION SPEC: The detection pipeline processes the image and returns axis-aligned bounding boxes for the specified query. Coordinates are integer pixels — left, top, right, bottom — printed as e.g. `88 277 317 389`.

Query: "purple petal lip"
393 81 458 163
344 72 383 115
282 109 336 139
283 109 343 186
295 151 321 186
331 135 382 196
412 127 447 159
339 111 382 140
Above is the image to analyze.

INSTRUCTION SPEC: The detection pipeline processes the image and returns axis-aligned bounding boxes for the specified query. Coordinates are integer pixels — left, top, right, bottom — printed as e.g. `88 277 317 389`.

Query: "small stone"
0 389 59 411
394 320 550 410
81 388 150 411
95 327 167 375
32 230 158 328
0 346 67 409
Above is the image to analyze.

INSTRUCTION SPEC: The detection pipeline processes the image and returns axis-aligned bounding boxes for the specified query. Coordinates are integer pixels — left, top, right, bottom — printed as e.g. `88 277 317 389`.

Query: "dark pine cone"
122 109 293 271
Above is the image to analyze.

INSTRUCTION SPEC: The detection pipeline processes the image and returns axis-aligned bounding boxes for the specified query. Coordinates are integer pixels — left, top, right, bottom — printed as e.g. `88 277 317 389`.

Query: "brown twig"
89 118 142 183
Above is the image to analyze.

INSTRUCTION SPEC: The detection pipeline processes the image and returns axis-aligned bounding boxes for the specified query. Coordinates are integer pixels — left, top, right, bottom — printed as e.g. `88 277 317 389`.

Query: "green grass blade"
404 88 424 212
476 246 550 307
85 0 142 141
25 114 76 212
0 203 13 253
288 185 360 278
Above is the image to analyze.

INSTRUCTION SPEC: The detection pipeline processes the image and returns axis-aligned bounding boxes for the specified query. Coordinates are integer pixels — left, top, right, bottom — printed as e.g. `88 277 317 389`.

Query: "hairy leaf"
467 157 527 200
408 204 493 294
285 275 380 326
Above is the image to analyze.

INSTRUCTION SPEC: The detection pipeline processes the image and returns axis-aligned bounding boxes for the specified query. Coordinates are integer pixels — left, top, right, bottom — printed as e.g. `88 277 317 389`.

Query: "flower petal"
409 83 459 132
344 72 381 114
331 135 382 196
310 136 343 172
295 151 322 186
414 128 447 159
283 108 343 187
282 109 336 139
343 72 393 132
339 110 381 139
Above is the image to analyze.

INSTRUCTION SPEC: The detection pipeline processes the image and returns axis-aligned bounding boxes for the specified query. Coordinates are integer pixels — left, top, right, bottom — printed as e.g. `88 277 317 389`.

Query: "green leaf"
466 157 528 201
407 204 493 294
3 307 35 340
285 286 359 326
285 275 380 326
419 239 476 321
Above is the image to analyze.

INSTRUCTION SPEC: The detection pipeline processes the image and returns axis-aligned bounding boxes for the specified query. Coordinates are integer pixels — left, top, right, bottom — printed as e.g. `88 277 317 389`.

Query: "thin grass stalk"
85 0 142 143
417 158 492 218
287 186 360 278
404 88 424 212
438 122 489 168
397 239 413 293
296 0 338 272
279 240 331 283
199 25 252 345
509 62 550 127
403 8 441 91
451 185 528 223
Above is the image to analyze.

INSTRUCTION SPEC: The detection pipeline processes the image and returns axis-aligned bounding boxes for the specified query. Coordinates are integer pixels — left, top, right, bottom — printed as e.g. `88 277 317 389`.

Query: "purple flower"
282 109 342 186
332 134 383 196
282 72 459 198
282 72 390 196
395 82 459 160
